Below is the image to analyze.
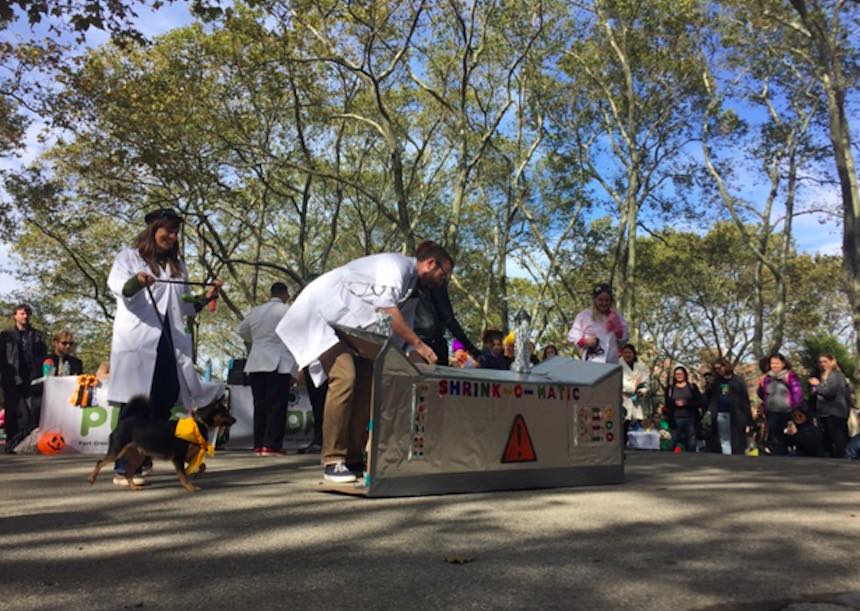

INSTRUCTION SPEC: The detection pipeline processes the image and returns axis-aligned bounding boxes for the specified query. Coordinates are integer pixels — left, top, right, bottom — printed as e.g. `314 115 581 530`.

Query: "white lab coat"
107 248 219 407
236 298 297 375
567 307 628 364
621 358 650 421
276 253 418 385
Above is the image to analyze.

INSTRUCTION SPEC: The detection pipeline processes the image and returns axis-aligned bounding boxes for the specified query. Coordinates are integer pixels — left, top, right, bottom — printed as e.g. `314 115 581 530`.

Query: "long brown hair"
818 352 840 379
134 218 183 277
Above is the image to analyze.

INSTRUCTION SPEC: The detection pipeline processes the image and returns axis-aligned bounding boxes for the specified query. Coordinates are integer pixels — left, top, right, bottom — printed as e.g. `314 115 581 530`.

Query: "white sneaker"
324 461 357 484
113 474 146 486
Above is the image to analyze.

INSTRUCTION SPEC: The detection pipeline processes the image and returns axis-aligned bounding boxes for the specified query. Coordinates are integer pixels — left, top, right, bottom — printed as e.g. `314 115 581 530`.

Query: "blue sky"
0 3 848 297
0 3 199 296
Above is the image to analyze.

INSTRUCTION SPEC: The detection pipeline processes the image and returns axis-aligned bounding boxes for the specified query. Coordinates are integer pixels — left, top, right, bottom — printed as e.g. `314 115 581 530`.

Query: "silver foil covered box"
330 324 624 497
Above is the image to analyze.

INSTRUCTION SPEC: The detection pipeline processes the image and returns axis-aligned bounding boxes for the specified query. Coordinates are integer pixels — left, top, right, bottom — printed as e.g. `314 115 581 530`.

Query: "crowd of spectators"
0 303 86 452
624 350 859 460
4 278 860 464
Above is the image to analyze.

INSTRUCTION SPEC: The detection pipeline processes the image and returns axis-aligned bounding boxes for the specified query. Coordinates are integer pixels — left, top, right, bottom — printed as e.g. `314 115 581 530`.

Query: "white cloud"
792 181 843 256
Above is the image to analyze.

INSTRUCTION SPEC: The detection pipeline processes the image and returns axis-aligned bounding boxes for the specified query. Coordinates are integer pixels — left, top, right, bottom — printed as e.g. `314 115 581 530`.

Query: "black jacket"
0 326 47 387
705 374 752 455
44 353 84 376
664 383 705 426
789 420 825 457
413 284 480 358
479 350 512 371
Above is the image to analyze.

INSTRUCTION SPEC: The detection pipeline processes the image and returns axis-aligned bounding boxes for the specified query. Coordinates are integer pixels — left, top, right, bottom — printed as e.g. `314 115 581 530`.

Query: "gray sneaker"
324 461 357 484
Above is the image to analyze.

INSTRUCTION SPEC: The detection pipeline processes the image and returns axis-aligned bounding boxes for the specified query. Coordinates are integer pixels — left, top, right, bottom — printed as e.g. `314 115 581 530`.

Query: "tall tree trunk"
770 146 799 353
753 258 765 357
789 0 860 372
622 190 638 341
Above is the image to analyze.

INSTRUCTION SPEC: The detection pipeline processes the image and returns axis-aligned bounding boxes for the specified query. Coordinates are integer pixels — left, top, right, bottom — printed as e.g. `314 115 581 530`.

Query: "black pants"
2 384 32 447
820 415 849 458
766 412 792 455
115 321 180 472
249 371 291 449
303 369 328 445
149 316 181 420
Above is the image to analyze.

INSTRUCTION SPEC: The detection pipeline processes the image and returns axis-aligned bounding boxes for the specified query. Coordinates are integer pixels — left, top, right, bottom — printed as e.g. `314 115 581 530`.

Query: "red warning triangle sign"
501 414 537 463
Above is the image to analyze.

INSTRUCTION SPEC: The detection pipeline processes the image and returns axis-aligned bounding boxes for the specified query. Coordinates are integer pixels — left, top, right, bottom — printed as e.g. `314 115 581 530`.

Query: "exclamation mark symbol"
517 423 523 458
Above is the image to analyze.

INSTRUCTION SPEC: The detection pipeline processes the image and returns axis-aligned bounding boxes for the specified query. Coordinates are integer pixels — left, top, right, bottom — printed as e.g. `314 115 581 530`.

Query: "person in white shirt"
567 283 628 364
620 343 650 429
276 240 453 484
236 282 297 456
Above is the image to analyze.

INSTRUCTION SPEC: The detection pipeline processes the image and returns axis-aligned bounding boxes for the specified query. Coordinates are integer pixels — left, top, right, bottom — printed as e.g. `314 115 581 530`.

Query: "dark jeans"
303 369 328 446
820 416 849 458
672 417 697 452
2 384 28 444
846 435 860 459
766 412 792 456
249 371 291 449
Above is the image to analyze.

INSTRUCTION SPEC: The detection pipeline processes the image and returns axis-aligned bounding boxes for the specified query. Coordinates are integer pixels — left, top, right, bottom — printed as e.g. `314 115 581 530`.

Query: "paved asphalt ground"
1 449 860 611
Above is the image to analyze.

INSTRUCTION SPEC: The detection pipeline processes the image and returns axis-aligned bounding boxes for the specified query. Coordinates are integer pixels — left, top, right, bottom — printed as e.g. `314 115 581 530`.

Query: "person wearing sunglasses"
45 330 83 376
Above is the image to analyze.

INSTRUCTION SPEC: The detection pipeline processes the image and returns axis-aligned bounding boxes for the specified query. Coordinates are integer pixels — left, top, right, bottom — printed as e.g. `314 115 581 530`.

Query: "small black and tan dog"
88 395 236 493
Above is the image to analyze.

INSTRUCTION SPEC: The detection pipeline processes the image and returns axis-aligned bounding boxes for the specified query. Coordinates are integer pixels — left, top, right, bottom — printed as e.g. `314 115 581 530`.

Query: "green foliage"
798 335 857 381
0 0 856 378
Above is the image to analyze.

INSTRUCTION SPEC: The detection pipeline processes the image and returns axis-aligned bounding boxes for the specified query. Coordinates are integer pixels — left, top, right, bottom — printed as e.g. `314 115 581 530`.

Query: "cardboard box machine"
328 324 624 497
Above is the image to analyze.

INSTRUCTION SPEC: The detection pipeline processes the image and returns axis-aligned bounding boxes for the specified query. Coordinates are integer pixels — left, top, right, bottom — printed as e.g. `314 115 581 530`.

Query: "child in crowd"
784 409 824 457
503 332 516 362
651 410 673 451
746 402 767 456
449 339 479 368
479 329 511 370
641 413 659 432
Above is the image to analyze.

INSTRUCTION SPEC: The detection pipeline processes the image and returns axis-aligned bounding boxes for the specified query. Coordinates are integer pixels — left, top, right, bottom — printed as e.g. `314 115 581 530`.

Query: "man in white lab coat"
276 240 453 483
236 282 297 456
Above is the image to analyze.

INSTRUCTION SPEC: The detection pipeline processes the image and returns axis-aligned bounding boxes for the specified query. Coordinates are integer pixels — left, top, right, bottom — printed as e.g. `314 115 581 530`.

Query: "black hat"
592 283 613 298
144 208 183 225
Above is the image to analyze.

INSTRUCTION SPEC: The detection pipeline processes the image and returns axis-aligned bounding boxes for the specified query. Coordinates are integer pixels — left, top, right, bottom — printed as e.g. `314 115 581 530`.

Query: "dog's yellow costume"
174 417 215 475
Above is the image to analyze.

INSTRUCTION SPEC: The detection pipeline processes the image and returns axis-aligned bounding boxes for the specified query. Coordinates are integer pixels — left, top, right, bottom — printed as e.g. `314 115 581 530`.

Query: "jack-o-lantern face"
37 432 65 455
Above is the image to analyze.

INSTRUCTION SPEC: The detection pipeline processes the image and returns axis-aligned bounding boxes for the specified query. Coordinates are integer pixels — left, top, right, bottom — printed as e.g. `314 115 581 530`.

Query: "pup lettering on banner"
39 375 119 454
501 414 537 463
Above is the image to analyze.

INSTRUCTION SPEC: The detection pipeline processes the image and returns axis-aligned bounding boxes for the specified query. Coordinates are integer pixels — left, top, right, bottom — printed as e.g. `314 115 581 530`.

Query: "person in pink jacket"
567 283 628 364
757 353 804 455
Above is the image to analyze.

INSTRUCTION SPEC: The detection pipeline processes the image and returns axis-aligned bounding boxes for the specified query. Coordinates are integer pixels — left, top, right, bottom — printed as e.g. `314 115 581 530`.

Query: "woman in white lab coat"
567 283 628 364
107 209 221 484
107 208 222 416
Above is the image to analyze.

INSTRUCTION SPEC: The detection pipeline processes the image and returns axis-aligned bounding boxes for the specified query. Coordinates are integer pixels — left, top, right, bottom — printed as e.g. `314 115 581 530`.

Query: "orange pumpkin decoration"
37 431 65 455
